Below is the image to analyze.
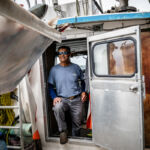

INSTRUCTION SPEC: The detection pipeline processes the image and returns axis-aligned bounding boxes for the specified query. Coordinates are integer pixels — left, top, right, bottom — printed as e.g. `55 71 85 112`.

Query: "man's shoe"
60 131 68 144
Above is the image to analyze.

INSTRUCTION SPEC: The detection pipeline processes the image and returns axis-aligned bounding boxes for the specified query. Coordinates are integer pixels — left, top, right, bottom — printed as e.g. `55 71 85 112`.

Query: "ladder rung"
7 145 21 149
0 106 19 109
0 126 20 129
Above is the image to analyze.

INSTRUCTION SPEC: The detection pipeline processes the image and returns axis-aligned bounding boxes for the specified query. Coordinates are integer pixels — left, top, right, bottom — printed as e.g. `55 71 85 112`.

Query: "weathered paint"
57 12 150 25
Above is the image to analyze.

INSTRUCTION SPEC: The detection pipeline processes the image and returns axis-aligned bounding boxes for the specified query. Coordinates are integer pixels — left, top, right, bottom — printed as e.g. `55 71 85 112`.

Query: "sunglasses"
58 51 69 55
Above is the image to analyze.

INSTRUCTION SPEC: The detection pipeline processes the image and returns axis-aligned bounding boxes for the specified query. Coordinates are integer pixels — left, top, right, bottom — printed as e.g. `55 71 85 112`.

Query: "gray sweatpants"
53 96 82 136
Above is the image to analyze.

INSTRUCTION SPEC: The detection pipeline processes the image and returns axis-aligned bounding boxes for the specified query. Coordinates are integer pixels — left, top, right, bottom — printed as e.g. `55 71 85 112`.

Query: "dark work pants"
53 96 82 136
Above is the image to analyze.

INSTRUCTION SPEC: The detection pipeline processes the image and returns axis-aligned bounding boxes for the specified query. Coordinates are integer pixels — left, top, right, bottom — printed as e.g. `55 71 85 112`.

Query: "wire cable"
93 0 103 13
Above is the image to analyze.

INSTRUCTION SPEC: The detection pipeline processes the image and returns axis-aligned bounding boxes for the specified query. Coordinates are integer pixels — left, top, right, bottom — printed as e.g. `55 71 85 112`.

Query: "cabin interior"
42 29 150 147
43 38 92 140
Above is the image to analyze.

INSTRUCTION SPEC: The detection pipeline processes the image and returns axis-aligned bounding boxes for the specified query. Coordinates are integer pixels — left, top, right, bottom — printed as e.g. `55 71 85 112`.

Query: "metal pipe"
35 0 37 5
76 0 81 16
0 106 19 109
42 0 46 4
52 0 58 6
26 0 31 8
118 0 128 7
7 145 21 149
93 0 103 13
99 0 103 12
19 85 24 150
0 126 20 129
85 0 89 15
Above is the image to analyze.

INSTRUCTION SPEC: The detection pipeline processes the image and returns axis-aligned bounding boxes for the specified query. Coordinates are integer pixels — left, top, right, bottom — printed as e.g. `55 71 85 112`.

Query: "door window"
92 38 136 77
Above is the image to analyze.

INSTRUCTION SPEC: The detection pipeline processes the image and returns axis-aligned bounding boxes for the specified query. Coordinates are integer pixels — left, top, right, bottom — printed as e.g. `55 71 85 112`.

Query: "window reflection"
94 44 108 75
93 39 135 76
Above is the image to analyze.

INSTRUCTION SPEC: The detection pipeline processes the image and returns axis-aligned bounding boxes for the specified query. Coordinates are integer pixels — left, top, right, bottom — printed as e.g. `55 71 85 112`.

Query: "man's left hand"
81 92 87 103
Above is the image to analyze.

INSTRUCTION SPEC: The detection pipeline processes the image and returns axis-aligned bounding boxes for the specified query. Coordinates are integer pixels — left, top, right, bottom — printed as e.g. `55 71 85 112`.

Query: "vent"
56 38 87 52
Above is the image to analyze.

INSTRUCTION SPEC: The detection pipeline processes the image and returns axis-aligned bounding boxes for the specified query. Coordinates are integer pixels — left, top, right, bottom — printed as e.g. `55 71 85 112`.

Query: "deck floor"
43 141 150 150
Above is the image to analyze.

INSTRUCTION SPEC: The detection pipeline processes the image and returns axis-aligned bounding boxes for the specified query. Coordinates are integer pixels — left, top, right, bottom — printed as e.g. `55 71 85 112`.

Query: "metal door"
88 26 144 150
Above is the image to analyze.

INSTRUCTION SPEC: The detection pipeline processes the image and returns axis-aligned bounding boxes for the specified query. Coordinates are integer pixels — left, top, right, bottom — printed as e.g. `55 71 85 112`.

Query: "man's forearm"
48 83 57 100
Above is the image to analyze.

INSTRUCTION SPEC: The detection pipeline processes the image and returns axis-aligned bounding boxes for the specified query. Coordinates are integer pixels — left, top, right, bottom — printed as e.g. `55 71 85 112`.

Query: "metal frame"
87 25 144 150
91 36 137 78
40 43 94 144
40 56 49 141
0 87 24 149
136 26 144 150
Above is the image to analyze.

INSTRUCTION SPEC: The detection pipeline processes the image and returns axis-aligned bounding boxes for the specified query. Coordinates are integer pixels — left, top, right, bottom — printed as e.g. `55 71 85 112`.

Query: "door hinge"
142 75 146 100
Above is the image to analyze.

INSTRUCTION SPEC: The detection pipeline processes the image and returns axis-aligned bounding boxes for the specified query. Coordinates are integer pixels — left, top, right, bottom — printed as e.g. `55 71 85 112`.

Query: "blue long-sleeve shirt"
48 80 85 100
48 63 85 100
48 83 57 99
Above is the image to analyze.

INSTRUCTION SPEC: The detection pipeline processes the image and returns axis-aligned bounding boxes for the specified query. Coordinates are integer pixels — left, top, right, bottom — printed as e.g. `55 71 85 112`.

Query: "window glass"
70 55 87 71
93 39 135 76
93 44 108 75
56 55 87 71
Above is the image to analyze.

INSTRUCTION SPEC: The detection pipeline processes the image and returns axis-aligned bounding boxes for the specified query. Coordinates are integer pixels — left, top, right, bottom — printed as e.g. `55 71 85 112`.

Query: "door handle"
129 85 138 93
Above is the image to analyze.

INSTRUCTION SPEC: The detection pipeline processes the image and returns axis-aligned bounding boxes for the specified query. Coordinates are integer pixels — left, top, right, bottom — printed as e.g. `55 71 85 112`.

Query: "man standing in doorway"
48 46 87 144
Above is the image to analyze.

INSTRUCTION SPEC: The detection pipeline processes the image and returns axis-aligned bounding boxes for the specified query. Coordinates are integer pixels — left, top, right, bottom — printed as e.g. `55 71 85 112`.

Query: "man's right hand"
53 97 62 106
